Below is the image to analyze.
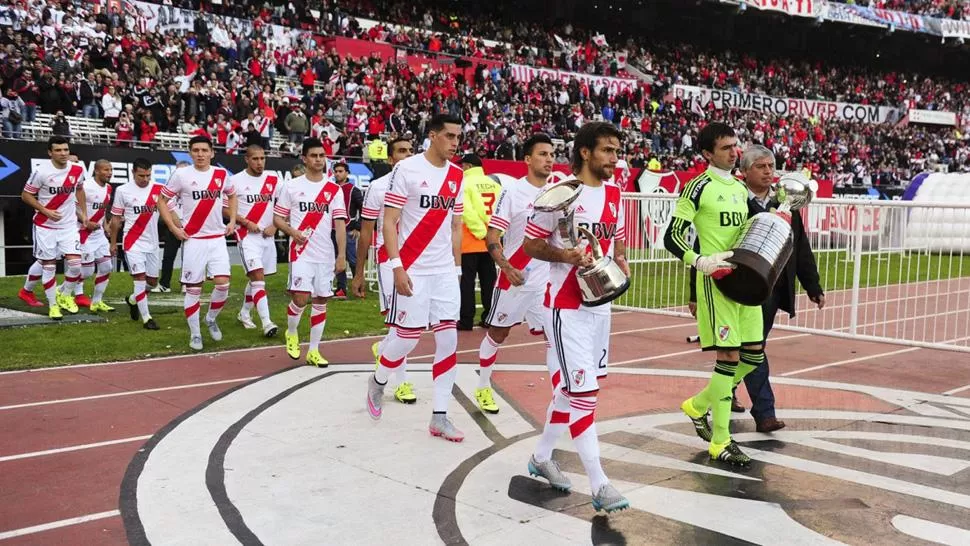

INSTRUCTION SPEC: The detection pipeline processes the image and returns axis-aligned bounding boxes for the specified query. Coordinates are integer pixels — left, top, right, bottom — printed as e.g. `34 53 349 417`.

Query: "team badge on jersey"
718 325 730 341
572 369 586 387
448 181 456 193
609 202 617 217
397 310 408 323
497 312 508 322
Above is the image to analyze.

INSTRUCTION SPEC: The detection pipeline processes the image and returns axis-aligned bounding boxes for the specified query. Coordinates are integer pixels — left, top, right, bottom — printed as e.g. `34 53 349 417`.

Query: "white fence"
614 193 970 352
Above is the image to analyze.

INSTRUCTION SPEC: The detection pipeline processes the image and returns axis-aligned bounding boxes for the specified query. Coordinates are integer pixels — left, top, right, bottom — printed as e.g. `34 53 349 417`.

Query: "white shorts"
288 259 335 298
238 235 278 275
376 261 393 315
180 237 231 284
548 308 611 394
485 286 545 333
386 271 460 329
33 226 80 260
126 250 160 277
81 234 111 263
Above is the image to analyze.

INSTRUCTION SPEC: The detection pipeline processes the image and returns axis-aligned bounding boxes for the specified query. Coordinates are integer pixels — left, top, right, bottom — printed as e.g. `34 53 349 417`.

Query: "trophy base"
581 277 631 307
714 248 784 306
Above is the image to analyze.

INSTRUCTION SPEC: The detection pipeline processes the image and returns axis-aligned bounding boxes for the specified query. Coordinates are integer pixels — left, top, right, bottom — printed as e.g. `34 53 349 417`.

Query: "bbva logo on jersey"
191 189 222 200
298 202 330 213
419 195 456 210
577 221 617 240
48 185 76 195
719 211 746 227
133 204 158 214
244 194 273 204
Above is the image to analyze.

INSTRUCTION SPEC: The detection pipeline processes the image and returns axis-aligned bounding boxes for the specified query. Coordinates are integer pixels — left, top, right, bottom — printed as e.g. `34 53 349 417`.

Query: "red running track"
2 310 970 544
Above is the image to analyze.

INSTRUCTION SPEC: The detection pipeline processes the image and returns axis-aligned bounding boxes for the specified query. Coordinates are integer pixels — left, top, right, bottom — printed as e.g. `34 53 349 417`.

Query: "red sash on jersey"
80 184 113 244
184 169 228 237
236 175 279 240
123 185 163 252
549 184 621 309
398 165 462 270
289 181 341 262
33 164 84 227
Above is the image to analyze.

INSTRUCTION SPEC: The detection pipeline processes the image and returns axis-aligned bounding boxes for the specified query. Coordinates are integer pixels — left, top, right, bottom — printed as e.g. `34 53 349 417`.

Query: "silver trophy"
533 178 630 306
714 172 815 306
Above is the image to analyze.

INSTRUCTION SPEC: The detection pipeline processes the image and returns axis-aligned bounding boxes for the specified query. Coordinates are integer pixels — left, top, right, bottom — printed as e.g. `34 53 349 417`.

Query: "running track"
3 310 970 544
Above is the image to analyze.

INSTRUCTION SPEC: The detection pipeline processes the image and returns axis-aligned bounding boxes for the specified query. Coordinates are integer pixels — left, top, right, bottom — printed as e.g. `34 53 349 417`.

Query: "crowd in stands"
0 0 968 186
834 1 969 21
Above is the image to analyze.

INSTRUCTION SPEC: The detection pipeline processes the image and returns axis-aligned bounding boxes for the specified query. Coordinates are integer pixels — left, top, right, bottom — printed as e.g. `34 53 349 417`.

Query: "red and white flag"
592 33 608 48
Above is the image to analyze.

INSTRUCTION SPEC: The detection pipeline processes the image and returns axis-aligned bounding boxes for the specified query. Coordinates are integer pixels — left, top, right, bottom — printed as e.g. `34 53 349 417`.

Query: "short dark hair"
523 133 553 157
188 135 213 149
132 157 152 172
389 136 411 150
301 137 324 156
245 143 264 156
570 122 621 174
333 161 349 172
48 135 69 150
428 113 461 133
697 122 735 154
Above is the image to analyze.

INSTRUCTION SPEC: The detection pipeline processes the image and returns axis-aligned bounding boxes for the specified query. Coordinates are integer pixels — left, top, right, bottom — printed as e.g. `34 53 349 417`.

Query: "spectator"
102 87 122 128
52 111 72 138
140 112 159 144
116 112 134 146
284 104 308 144
1 89 25 139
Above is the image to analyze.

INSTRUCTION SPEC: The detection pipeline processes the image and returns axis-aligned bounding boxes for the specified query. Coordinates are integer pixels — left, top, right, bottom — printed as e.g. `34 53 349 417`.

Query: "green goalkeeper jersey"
665 167 749 265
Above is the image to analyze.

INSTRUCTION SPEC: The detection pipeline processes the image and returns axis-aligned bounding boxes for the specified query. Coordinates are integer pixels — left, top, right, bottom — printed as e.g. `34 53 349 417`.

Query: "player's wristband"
388 257 403 270
455 266 462 276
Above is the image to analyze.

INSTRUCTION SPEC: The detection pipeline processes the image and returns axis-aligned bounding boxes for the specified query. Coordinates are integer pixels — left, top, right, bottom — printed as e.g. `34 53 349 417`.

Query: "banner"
508 64 639 96
940 18 970 39
832 4 930 34
908 109 957 126
730 0 820 17
818 2 888 28
673 84 901 124
128 0 300 50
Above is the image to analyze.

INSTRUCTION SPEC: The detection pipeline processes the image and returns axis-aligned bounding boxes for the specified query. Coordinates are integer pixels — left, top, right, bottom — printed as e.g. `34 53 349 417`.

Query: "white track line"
609 333 813 367
943 384 970 396
781 347 920 377
0 377 259 411
409 321 694 361
0 436 151 463
0 510 119 540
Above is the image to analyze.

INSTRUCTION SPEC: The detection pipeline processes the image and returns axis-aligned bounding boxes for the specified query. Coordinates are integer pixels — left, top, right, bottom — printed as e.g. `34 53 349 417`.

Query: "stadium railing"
616 193 970 353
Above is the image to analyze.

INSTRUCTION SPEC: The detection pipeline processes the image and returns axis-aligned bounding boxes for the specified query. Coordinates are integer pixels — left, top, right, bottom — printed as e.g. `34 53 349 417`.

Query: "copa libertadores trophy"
713 172 814 306
533 177 630 306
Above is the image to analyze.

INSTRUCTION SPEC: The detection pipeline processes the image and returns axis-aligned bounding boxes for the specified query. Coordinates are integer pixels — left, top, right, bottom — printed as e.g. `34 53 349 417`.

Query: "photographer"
51 111 72 138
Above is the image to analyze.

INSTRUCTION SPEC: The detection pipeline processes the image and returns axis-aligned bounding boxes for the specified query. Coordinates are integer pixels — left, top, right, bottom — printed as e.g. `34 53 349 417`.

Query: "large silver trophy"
533 178 630 306
713 173 815 306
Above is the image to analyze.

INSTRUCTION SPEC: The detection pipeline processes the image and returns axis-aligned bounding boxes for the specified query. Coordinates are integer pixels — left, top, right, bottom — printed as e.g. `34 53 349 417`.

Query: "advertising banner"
907 109 958 126
673 84 901 124
508 64 639 96
727 0 820 17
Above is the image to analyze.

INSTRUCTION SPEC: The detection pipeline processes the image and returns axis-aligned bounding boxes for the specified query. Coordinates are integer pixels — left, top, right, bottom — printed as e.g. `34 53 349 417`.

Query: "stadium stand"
0 0 968 186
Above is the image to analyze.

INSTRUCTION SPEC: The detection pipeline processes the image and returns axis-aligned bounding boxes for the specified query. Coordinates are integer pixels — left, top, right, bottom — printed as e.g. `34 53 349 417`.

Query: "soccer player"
273 138 348 367
71 159 115 312
365 114 465 442
19 136 89 319
523 121 630 513
158 136 238 351
351 136 417 404
108 157 167 330
230 144 280 338
663 121 763 467
474 133 555 414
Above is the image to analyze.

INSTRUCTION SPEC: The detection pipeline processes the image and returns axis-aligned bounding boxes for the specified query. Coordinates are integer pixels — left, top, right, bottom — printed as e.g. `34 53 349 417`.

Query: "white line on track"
0 436 152 463
780 347 921 377
0 377 260 411
0 510 119 541
943 384 970 396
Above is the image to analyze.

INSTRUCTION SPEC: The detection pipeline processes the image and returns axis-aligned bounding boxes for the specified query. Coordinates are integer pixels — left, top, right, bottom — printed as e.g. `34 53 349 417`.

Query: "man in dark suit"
689 145 825 433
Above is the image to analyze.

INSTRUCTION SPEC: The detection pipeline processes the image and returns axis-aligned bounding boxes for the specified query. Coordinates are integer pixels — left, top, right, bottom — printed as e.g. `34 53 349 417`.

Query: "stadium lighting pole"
849 205 866 335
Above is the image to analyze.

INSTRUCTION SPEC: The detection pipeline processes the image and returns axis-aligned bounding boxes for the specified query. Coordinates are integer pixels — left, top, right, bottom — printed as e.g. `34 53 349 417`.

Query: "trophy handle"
576 226 603 260
557 210 578 249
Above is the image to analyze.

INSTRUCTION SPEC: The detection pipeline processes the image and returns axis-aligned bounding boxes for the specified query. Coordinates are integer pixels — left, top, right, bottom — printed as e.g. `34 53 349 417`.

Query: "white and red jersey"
384 154 464 275
24 160 86 230
111 182 172 253
160 165 235 239
274 175 348 263
360 172 391 263
488 177 549 292
230 170 283 240
525 182 626 314
79 178 113 245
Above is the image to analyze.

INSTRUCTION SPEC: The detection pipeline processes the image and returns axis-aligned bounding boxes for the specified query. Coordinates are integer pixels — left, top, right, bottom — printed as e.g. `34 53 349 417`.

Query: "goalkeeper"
663 122 763 467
